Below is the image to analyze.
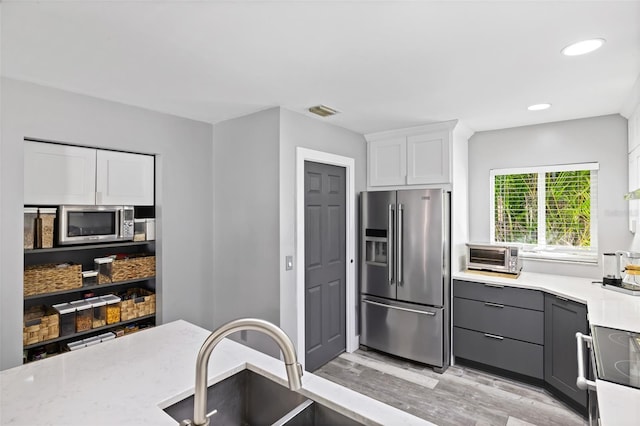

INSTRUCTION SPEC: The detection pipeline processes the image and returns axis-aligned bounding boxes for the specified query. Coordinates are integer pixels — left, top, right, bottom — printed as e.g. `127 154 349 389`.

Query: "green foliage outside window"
494 173 538 244
494 170 591 248
545 170 591 247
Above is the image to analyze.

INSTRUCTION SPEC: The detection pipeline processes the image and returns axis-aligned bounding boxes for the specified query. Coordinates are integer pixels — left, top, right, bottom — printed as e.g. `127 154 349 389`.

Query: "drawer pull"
484 302 504 308
484 283 504 289
362 299 436 316
484 333 504 340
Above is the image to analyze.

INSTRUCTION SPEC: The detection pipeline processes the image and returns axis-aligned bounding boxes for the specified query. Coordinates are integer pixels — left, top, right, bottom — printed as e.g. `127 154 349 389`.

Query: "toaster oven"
466 243 522 275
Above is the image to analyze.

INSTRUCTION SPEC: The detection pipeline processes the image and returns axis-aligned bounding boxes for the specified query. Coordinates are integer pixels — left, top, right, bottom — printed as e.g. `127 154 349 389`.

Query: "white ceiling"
2 1 640 134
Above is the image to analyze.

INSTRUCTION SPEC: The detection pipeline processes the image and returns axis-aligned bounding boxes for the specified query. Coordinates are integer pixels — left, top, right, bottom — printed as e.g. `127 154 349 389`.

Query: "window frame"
489 162 599 264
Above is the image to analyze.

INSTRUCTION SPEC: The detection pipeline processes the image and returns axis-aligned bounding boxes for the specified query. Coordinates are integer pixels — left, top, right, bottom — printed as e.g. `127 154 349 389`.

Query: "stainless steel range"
592 326 640 389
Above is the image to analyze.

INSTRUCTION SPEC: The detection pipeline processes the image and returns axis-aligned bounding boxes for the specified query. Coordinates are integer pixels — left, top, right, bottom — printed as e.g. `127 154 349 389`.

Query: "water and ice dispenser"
364 229 388 266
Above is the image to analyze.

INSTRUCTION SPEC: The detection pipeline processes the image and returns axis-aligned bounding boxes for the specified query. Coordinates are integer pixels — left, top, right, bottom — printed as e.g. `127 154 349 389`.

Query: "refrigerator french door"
360 189 450 370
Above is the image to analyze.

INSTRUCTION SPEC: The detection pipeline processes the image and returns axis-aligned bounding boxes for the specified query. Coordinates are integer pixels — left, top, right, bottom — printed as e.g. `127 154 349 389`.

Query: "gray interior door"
304 161 346 372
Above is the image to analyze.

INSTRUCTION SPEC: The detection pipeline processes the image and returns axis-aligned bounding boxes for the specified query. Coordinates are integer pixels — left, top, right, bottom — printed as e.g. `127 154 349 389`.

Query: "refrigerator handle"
388 204 394 285
397 203 403 286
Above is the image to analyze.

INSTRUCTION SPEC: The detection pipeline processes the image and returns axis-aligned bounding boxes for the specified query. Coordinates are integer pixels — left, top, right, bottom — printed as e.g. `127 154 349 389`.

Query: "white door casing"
295 147 357 369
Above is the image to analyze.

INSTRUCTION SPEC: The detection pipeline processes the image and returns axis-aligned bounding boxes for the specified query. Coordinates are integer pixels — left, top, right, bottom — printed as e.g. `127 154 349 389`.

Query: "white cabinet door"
629 145 640 233
406 130 451 185
24 141 97 205
368 137 407 186
629 105 640 153
96 150 154 205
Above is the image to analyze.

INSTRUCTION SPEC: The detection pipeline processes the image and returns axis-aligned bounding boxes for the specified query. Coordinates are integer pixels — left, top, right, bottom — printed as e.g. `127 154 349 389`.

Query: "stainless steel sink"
163 369 362 425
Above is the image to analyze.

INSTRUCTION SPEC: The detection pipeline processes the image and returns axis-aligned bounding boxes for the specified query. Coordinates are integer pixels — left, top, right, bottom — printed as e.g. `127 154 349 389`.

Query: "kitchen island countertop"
0 320 432 426
453 270 640 426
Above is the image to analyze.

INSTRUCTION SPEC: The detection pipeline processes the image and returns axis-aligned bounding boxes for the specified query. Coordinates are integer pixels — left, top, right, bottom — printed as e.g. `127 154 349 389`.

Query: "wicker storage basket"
24 263 82 297
23 306 59 346
120 288 156 321
98 255 155 284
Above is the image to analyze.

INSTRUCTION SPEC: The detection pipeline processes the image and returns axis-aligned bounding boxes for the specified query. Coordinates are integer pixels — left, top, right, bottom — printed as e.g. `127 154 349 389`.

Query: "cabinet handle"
362 299 436 316
388 204 394 285
484 283 504 289
576 332 597 391
484 333 504 340
484 302 504 308
397 204 403 286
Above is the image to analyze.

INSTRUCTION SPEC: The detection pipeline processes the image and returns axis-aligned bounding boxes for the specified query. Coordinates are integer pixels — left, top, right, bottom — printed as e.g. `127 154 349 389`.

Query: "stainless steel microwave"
466 243 522 275
58 205 134 245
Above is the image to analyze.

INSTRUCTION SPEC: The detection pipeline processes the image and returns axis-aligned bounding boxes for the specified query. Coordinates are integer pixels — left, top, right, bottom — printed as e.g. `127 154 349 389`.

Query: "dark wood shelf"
23 314 156 350
24 241 153 254
24 277 156 301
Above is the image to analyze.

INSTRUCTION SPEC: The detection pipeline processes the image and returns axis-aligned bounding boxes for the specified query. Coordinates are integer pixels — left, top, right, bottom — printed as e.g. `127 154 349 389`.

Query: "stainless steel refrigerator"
360 188 450 372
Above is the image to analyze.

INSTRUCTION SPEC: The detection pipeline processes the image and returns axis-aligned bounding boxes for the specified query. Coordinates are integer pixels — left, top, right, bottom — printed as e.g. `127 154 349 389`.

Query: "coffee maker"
602 252 622 286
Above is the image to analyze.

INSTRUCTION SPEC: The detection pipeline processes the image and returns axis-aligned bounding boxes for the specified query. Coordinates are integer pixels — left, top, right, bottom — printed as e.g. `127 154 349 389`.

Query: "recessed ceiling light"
308 105 339 117
528 103 551 111
561 38 605 56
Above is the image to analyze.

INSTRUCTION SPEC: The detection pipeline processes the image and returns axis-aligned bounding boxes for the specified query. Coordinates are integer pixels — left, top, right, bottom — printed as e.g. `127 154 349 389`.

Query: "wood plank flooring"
314 349 587 426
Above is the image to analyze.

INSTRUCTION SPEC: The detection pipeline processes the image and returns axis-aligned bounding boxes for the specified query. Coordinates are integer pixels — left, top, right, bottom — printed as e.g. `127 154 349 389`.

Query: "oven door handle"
575 332 597 391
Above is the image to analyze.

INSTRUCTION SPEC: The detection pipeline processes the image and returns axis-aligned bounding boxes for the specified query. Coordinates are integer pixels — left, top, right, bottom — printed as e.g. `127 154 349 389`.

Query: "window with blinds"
490 163 598 263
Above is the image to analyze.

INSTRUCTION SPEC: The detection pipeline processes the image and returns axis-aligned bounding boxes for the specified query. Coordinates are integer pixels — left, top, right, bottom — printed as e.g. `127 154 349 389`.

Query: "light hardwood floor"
314 349 587 426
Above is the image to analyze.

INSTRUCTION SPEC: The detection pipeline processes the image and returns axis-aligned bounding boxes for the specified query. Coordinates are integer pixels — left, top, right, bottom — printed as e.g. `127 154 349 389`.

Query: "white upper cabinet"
628 104 640 153
96 150 154 206
367 137 407 186
24 141 97 205
366 121 456 187
406 130 450 185
24 141 154 206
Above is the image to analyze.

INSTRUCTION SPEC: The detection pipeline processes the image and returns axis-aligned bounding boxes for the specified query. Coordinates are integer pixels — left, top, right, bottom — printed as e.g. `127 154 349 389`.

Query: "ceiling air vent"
308 105 339 117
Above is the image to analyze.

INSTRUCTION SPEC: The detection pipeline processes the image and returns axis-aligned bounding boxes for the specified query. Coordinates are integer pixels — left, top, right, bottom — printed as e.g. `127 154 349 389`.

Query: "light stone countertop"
452 270 640 426
0 320 433 426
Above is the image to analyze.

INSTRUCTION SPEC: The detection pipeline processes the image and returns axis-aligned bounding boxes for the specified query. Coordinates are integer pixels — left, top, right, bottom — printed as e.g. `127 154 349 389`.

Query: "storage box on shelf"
53 303 75 337
37 208 56 249
24 263 82 296
23 306 59 346
119 288 156 321
70 300 92 332
102 295 122 324
86 297 107 328
23 208 38 249
96 254 155 284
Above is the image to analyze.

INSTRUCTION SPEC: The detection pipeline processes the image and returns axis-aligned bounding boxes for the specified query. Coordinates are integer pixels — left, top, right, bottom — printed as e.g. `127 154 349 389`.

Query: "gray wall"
468 114 631 278
279 108 367 345
210 107 366 356
211 108 281 355
0 78 215 370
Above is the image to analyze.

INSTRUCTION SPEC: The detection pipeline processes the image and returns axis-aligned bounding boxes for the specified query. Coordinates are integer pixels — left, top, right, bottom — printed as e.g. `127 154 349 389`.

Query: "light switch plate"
285 255 293 271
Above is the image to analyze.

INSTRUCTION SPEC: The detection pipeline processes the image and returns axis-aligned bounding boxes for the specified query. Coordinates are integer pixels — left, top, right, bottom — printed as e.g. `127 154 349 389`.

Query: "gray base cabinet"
453 280 544 380
453 280 589 417
544 294 589 410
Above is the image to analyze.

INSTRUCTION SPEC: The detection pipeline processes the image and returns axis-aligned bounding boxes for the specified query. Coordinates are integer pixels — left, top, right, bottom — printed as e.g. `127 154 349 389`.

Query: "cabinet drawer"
454 327 543 379
454 297 543 345
453 280 543 311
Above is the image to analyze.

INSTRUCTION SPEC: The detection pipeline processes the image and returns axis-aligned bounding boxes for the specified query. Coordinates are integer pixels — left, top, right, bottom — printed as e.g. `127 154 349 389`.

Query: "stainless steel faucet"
182 318 304 426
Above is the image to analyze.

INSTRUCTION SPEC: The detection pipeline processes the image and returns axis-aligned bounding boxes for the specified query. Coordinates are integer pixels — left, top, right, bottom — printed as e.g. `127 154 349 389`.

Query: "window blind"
490 163 598 262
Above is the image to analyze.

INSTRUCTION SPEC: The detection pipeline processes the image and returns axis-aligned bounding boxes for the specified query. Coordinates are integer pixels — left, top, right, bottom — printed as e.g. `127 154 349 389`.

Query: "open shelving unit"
23 240 157 363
